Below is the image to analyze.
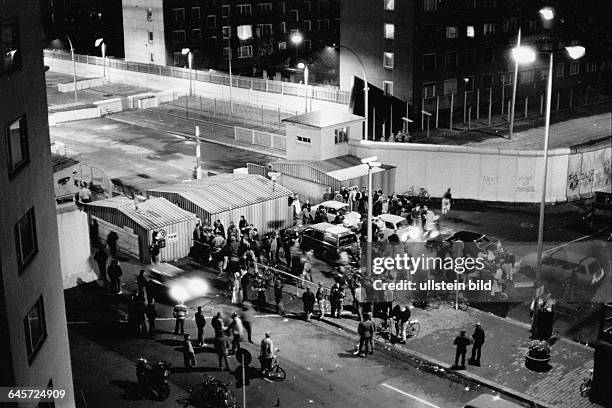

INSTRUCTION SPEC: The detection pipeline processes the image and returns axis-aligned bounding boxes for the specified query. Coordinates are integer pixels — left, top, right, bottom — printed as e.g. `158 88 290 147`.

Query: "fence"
170 92 297 128
235 126 286 151
44 49 351 105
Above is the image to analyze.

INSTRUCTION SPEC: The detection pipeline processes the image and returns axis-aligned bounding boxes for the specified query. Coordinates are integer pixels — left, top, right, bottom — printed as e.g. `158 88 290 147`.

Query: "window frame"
237 45 253 58
569 61 580 76
192 7 201 20
207 15 216 28
423 82 436 98
519 70 534 83
334 127 350 143
222 26 231 39
443 78 457 95
466 25 475 38
422 53 436 71
171 8 185 22
556 62 565 77
5 115 30 177
444 51 457 68
172 30 187 42
383 81 393 96
384 0 395 10
148 31 154 42
237 4 252 16
15 206 38 272
146 8 153 22
384 23 395 40
24 295 47 364
445 26 458 39
221 5 230 17
304 20 312 31
297 135 311 144
383 52 394 69
422 0 436 11
483 22 495 36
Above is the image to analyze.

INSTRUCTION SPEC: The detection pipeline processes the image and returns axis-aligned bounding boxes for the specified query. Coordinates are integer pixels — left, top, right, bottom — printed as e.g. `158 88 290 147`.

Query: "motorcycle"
135 358 171 400
188 376 238 408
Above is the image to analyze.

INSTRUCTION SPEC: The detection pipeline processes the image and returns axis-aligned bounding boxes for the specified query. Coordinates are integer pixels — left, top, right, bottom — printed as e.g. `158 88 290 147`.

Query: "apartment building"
122 0 339 76
0 1 75 406
340 0 612 137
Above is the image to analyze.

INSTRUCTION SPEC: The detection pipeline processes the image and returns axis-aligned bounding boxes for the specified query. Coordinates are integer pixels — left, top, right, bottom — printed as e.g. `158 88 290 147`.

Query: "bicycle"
376 317 420 339
259 349 286 381
580 369 593 397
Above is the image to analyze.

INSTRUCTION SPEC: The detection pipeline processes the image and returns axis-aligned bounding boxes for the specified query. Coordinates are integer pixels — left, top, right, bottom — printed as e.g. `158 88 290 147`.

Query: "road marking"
381 383 441 408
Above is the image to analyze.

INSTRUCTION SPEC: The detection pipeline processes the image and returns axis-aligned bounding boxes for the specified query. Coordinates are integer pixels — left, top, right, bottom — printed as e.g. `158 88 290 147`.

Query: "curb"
315 316 557 408
108 115 287 159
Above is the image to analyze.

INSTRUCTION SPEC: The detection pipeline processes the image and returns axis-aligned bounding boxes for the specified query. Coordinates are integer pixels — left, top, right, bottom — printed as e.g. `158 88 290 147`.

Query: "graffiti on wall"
566 147 611 198
516 176 535 193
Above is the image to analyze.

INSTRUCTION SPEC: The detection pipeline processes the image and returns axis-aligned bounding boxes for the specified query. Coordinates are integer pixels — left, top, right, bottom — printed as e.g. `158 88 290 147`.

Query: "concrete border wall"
349 139 611 203
49 107 101 126
57 77 106 92
93 98 123 115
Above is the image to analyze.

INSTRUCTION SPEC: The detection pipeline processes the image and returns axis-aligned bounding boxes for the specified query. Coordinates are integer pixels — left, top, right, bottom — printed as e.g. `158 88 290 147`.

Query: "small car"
310 200 361 229
299 222 360 262
377 213 412 241
445 230 496 257
519 248 605 287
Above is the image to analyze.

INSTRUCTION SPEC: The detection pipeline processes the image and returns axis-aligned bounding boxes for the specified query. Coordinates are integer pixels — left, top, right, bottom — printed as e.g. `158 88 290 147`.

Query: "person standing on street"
353 282 364 321
94 245 108 282
145 298 157 337
274 277 285 315
441 188 452 215
330 283 344 318
195 306 207 347
315 282 327 320
355 312 375 357
241 303 254 343
260 332 274 374
182 334 197 370
301 286 315 322
107 259 123 294
212 311 226 337
106 231 119 259
136 270 148 299
229 312 244 353
469 323 485 366
173 302 188 335
453 329 472 369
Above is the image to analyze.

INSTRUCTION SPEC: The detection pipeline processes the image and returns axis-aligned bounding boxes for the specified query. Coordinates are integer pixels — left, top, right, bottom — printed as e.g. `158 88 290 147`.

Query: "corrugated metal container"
147 174 294 234
86 196 198 263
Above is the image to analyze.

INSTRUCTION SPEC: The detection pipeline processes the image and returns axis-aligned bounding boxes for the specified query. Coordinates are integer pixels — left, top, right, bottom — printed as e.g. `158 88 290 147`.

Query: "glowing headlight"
188 278 209 296
169 286 189 302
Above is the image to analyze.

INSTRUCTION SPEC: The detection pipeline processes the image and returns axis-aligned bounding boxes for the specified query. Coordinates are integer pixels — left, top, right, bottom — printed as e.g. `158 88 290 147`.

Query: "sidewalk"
315 304 598 408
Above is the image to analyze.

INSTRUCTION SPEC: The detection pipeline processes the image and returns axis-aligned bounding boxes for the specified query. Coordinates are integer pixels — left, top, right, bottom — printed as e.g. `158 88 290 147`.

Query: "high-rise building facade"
122 0 339 76
340 0 612 137
0 1 75 406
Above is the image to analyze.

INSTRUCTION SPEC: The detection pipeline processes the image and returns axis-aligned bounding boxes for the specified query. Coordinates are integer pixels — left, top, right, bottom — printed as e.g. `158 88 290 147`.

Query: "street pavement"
67 259 532 408
49 117 279 191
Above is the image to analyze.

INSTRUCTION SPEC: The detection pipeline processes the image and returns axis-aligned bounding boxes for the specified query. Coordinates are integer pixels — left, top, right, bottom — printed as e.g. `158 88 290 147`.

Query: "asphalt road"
49 117 278 191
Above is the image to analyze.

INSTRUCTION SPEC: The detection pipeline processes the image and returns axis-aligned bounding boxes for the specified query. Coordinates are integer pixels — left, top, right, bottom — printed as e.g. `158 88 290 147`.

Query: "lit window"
5 115 29 175
383 81 393 96
146 8 153 22
15 207 37 270
278 41 287 50
24 296 46 364
466 26 475 38
423 83 436 98
221 5 230 17
1 18 21 73
192 7 201 19
445 26 458 39
148 31 153 42
384 24 394 40
384 0 394 10
335 127 350 143
237 25 253 40
443 79 457 95
222 26 231 39
569 62 580 75
519 71 534 83
207 15 216 28
238 45 253 58
483 23 495 35
556 63 564 77
297 136 311 143
383 52 394 69
423 0 436 11
172 8 185 22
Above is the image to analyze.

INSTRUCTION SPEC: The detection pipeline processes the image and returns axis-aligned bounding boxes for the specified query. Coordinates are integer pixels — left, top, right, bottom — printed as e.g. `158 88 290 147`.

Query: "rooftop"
283 110 364 128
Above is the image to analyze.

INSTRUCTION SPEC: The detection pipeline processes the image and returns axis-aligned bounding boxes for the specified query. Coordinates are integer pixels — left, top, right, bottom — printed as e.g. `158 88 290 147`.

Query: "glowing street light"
181 48 194 96
94 38 107 81
539 7 554 21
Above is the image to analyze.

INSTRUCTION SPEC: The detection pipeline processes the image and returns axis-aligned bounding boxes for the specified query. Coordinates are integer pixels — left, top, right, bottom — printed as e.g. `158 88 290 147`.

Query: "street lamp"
463 77 470 123
51 37 78 103
291 31 303 63
421 110 432 138
329 44 369 141
512 44 586 295
361 156 381 278
94 38 107 81
297 62 309 113
509 7 555 139
181 48 193 96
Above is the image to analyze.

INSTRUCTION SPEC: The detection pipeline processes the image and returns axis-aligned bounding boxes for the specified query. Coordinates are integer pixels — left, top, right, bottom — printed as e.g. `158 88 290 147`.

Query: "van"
299 222 360 262
463 394 527 408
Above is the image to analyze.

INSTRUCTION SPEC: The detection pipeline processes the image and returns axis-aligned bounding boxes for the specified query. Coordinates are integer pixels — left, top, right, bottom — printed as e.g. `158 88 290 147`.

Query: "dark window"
24 296 47 364
221 5 230 17
464 49 476 66
1 18 21 74
172 8 185 22
444 52 457 67
481 73 493 88
15 207 37 270
5 115 29 176
172 30 186 42
207 15 216 28
192 29 202 42
482 47 494 64
334 127 349 143
237 4 252 16
192 7 201 20
423 54 436 71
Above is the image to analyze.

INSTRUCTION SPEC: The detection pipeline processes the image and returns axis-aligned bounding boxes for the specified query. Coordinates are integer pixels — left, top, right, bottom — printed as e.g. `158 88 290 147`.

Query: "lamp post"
330 44 369 140
509 7 555 139
291 32 303 64
362 156 381 278
463 77 470 123
297 62 309 113
228 35 233 116
512 44 586 294
181 48 193 96
94 38 107 81
421 110 431 138
66 36 78 103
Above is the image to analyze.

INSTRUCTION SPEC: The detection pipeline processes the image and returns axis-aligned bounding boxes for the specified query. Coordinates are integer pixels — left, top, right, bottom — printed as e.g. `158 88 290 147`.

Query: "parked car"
310 200 361 229
519 247 605 287
377 213 412 241
299 222 360 262
445 231 496 257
